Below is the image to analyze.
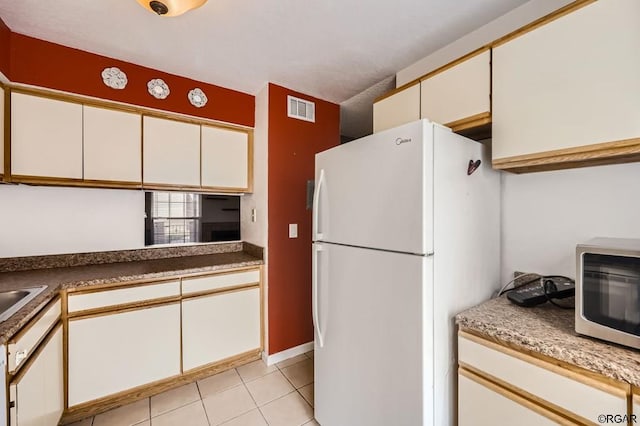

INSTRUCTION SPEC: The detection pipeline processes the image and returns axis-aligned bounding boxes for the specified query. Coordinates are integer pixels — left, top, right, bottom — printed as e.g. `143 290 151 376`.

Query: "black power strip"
507 277 575 307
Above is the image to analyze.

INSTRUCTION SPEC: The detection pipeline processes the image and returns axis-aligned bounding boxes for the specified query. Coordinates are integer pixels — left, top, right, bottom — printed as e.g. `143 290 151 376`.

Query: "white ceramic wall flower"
188 88 208 108
101 67 128 89
147 79 170 99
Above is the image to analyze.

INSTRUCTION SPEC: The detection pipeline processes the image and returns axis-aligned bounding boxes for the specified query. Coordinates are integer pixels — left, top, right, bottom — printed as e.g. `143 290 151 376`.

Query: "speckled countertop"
0 242 263 344
456 296 640 387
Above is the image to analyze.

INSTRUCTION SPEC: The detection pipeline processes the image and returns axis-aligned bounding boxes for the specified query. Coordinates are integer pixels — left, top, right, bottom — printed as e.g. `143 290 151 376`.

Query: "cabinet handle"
312 169 325 241
15 349 28 366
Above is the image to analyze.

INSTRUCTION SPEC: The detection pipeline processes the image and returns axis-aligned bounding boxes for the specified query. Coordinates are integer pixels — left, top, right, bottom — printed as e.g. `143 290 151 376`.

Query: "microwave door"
583 255 640 336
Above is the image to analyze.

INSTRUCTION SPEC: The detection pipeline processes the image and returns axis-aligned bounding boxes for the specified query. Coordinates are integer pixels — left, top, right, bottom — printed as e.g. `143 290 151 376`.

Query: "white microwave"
576 238 640 350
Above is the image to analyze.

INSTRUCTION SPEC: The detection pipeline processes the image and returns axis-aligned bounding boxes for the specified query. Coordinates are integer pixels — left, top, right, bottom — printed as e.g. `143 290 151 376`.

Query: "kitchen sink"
0 286 47 323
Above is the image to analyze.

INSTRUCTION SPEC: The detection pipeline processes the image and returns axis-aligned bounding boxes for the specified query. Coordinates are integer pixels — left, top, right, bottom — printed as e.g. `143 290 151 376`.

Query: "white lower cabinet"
68 303 181 407
459 370 564 426
182 287 260 372
9 325 63 426
458 332 629 425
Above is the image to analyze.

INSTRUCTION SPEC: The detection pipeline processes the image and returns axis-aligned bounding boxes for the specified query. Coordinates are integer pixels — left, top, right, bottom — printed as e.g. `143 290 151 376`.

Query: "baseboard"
263 341 313 366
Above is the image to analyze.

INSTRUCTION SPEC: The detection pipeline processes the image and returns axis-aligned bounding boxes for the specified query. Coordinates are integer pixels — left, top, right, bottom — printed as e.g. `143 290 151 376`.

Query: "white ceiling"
0 0 528 106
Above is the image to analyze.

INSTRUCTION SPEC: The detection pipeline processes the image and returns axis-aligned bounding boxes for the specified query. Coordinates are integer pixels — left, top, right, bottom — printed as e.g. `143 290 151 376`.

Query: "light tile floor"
70 351 317 426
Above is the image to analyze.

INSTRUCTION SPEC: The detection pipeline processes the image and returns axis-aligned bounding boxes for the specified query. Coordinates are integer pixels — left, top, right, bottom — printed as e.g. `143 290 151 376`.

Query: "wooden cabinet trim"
373 81 420 104
179 265 262 280
67 297 182 320
181 267 260 291
459 367 579 425
492 137 640 173
444 112 491 133
66 277 182 295
492 0 594 48
9 323 62 384
61 348 261 424
181 283 259 301
10 176 85 187
8 175 142 189
141 183 205 192
460 330 630 397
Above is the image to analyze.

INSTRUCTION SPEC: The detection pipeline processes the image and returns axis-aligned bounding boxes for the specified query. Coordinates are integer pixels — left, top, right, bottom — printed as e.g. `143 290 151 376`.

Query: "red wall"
267 83 340 354
4 32 253 127
0 18 10 77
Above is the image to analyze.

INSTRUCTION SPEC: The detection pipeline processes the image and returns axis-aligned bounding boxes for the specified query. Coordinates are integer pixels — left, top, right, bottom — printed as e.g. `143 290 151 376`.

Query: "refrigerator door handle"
312 169 325 241
312 244 325 348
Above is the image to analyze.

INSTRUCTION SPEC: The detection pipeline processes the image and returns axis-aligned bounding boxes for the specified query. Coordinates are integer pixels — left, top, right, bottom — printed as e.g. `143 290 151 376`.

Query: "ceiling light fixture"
136 0 208 17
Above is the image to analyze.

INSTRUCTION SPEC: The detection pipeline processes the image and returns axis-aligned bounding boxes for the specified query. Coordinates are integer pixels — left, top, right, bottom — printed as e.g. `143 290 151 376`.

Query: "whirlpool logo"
395 137 412 145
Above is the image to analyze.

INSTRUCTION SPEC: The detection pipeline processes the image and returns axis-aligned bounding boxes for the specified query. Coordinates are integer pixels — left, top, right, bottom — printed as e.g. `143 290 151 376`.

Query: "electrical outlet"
251 208 256 223
289 224 298 238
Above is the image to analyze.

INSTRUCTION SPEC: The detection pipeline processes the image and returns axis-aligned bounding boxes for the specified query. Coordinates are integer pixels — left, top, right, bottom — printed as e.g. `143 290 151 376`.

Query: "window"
145 192 240 246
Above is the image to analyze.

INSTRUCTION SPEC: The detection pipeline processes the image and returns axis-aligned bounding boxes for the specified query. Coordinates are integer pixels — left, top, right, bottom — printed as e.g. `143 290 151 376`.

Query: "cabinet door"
492 0 640 161
142 116 200 187
11 92 83 179
459 371 570 426
83 105 141 183
201 125 250 191
68 303 181 407
182 287 260 372
9 326 63 426
373 83 420 133
420 50 490 129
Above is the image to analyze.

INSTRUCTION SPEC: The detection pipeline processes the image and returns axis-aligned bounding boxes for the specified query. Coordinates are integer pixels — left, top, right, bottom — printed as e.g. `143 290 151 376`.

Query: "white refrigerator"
312 119 500 426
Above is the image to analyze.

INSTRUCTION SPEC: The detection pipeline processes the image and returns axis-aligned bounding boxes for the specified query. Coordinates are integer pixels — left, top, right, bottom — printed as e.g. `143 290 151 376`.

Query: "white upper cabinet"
201 125 250 191
373 83 420 133
11 92 83 179
420 50 490 129
492 0 640 163
83 106 141 183
143 116 201 187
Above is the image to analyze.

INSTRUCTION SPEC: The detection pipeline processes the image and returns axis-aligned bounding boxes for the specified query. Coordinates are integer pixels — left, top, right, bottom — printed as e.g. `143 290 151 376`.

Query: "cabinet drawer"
8 298 61 373
459 369 573 426
68 280 180 313
458 333 627 424
182 269 260 295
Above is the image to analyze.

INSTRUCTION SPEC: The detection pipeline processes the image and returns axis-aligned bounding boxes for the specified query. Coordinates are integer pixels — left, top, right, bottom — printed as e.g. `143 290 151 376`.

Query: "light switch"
289 223 298 238
251 208 257 223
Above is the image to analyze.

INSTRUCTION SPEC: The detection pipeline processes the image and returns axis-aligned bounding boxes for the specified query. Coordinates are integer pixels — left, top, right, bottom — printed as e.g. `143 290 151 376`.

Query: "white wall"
240 84 269 355
396 0 573 86
0 185 144 257
240 85 268 248
501 163 640 282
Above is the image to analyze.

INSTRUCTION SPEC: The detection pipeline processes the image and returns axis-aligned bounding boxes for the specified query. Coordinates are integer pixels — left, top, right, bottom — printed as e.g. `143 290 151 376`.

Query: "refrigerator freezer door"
313 242 433 426
314 120 433 255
